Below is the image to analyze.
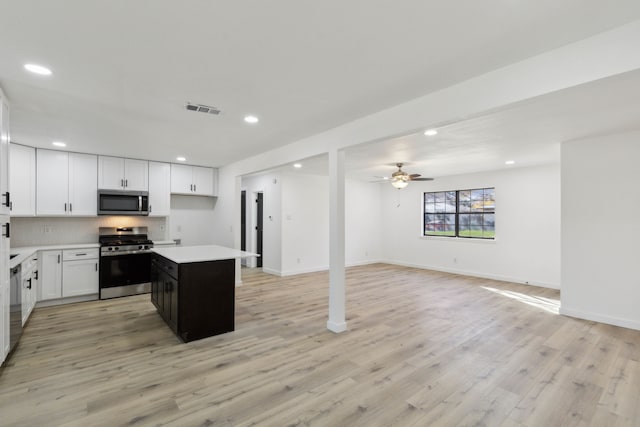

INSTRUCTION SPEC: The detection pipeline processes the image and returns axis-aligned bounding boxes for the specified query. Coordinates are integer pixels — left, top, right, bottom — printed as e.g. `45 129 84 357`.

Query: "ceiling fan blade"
409 173 421 179
411 177 435 181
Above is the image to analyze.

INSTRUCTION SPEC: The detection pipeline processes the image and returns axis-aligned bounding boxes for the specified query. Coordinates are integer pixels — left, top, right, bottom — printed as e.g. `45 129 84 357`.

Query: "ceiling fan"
385 163 434 189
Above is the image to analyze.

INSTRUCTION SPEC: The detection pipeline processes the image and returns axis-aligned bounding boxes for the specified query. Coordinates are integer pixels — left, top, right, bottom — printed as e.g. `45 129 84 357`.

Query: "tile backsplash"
10 216 168 247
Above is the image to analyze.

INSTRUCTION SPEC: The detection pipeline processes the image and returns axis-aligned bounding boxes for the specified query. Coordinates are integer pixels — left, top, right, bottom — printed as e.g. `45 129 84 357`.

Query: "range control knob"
114 247 119 251
138 245 143 250
144 245 150 250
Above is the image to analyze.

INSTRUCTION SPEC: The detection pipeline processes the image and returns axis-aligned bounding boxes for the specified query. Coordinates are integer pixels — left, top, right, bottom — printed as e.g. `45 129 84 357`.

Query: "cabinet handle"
194 184 197 192
57 254 61 263
70 203 73 212
64 203 67 212
125 179 128 187
121 179 124 188
2 222 9 238
1 191 9 207
75 253 87 256
95 262 98 271
149 205 152 213
34 270 39 280
10 201 12 210
27 278 32 289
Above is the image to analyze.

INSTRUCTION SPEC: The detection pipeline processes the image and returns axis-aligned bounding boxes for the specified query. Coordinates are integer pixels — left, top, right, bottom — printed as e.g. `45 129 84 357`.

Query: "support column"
327 149 347 333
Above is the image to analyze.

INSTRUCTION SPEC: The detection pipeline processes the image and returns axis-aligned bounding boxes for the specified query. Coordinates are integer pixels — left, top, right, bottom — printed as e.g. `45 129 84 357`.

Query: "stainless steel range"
99 227 154 299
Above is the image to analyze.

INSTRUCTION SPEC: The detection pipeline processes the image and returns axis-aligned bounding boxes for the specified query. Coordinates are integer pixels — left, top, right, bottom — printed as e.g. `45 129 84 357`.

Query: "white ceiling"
2 1 640 169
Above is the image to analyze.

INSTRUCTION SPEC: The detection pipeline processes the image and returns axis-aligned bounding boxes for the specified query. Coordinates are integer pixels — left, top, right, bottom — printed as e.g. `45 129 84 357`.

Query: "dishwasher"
9 264 23 354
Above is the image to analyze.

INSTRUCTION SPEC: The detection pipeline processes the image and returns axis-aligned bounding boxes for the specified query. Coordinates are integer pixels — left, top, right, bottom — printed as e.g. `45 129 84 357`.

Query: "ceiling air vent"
185 102 221 115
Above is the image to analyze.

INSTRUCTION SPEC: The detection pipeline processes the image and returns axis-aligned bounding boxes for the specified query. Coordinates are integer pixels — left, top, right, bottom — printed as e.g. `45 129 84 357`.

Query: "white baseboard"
261 267 282 276
560 306 640 331
384 259 560 290
36 294 98 308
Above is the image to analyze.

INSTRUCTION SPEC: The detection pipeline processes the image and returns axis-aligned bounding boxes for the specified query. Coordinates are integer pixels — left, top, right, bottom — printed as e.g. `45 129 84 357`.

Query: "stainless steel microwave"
97 190 149 216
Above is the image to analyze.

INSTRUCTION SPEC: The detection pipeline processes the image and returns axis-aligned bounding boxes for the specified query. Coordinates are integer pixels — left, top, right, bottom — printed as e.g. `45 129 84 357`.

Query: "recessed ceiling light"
52 141 66 147
24 63 52 76
176 156 186 162
293 163 302 168
505 160 515 165
424 129 438 136
244 115 259 124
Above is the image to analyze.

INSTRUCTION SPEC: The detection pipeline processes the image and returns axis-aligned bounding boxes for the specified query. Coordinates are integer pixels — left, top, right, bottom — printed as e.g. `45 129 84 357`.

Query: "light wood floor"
1 264 639 426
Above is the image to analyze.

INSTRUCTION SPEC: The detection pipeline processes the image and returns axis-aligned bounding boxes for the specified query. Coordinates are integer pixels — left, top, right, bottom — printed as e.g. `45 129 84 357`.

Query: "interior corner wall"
380 164 561 289
561 132 640 330
169 195 216 246
241 173 282 275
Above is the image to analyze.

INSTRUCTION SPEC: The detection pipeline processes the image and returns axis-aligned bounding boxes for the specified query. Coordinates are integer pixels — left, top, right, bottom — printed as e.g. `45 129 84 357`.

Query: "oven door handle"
138 196 142 212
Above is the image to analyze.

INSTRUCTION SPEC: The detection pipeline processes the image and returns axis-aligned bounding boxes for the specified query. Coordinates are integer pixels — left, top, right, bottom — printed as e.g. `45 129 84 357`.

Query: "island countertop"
151 244 258 264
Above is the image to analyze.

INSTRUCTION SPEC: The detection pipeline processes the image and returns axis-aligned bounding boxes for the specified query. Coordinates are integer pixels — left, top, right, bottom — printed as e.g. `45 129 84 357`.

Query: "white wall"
561 132 640 330
10 216 167 247
241 172 383 276
281 173 329 275
380 164 561 289
169 195 216 246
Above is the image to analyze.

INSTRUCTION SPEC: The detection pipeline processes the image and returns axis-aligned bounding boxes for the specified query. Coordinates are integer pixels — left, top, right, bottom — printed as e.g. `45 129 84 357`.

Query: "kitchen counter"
151 244 258 264
150 245 257 342
10 243 100 269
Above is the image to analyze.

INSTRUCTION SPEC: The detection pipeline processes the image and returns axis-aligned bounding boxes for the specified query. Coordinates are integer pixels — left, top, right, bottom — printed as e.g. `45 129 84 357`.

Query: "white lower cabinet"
39 250 63 301
38 248 98 301
62 248 98 297
21 254 38 325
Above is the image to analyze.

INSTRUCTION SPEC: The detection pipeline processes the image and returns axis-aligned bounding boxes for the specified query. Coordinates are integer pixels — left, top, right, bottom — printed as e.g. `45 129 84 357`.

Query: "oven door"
99 252 151 299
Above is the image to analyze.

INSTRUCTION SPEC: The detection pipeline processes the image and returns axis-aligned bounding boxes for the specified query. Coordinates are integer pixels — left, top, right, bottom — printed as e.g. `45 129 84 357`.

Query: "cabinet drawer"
63 248 99 261
152 255 178 279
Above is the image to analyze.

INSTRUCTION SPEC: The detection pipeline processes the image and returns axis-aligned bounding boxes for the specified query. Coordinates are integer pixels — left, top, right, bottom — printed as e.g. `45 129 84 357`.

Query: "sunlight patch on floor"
481 286 560 314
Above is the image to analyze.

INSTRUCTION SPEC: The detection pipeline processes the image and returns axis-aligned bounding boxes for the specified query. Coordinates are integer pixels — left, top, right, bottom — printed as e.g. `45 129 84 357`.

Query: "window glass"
423 187 495 239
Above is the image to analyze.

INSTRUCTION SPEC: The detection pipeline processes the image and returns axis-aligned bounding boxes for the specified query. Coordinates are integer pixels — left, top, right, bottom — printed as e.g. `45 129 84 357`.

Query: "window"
423 187 495 239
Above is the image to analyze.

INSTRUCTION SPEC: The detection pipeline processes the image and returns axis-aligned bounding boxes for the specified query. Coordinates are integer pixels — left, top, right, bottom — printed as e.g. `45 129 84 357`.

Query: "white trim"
385 259 560 290
327 320 347 333
560 306 640 331
261 267 282 276
280 260 383 277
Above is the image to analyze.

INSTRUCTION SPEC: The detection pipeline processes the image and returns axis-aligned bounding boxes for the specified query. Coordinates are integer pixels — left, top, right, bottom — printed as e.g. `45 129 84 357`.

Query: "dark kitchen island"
150 245 257 343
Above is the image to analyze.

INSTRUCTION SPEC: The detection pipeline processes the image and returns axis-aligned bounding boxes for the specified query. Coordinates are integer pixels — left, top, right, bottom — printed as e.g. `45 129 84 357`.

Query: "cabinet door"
170 164 193 194
0 94 9 215
98 156 125 190
21 272 33 325
36 150 69 216
38 250 63 301
63 259 99 297
148 162 170 216
192 166 213 196
68 153 97 216
9 144 36 216
0 214 9 362
123 158 148 191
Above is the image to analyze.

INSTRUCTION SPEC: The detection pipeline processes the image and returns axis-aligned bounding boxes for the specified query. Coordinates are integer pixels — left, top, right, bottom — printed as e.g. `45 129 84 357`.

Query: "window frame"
423 187 495 240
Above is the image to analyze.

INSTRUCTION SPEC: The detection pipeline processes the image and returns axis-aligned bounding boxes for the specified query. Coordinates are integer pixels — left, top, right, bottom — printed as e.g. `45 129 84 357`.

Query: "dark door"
241 190 246 252
256 193 263 268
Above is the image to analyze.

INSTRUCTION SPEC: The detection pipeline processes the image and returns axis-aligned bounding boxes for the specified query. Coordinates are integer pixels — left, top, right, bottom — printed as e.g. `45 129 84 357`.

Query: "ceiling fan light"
391 179 408 189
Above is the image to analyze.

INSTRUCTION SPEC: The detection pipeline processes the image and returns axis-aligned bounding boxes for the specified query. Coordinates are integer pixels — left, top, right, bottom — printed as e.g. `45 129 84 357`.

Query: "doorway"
241 190 247 266
256 192 263 268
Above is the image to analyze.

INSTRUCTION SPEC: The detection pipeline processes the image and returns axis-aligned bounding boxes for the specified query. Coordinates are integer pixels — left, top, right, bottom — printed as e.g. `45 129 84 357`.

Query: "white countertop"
151 245 259 264
153 240 177 246
10 243 100 269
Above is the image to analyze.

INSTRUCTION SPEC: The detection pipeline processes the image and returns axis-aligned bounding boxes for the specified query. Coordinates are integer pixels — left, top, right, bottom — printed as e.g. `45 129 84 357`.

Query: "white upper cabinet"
9 144 36 216
68 153 98 216
36 149 69 216
0 91 10 215
171 164 217 197
98 156 148 191
37 149 97 216
148 161 170 216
